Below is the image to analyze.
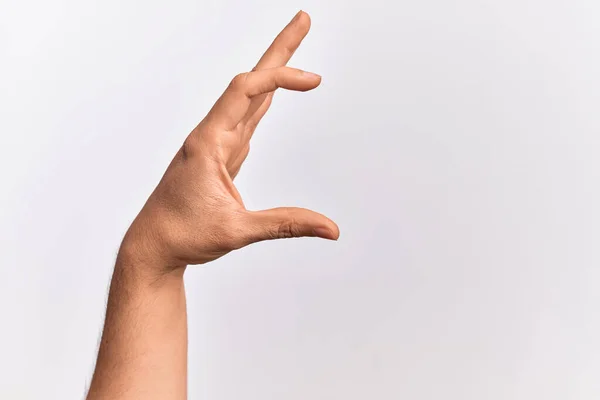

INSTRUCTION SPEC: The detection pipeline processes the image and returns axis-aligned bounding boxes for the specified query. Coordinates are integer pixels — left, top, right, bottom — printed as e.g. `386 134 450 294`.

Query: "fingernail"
302 71 321 79
292 10 303 22
313 227 335 240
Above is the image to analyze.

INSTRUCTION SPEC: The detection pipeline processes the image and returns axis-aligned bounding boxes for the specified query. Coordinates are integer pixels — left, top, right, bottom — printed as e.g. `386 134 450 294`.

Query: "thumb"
243 207 340 243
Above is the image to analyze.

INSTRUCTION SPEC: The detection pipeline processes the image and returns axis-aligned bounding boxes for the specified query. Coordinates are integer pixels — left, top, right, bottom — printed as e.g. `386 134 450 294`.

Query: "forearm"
87 250 188 400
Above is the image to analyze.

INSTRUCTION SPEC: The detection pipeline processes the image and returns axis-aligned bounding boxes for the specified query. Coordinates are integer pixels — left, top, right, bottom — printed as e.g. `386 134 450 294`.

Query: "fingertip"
329 221 340 240
332 223 340 240
313 227 335 240
301 71 321 81
313 220 340 241
295 10 311 32
302 11 312 27
299 71 322 91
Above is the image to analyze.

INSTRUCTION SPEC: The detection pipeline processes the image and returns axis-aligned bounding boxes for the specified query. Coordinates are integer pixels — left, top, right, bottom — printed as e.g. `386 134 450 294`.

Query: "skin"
86 11 339 400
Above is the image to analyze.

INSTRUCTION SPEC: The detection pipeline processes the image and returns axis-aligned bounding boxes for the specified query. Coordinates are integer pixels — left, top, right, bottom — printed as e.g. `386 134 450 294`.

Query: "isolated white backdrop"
1 0 600 399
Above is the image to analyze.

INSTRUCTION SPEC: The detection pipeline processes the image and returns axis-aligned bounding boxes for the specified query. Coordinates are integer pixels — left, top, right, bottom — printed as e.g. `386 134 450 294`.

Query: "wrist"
117 226 186 286
114 252 185 294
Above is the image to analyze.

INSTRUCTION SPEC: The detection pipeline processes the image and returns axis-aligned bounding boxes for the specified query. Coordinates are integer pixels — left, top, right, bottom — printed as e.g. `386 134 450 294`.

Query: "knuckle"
229 72 249 90
276 219 299 239
281 46 293 59
181 135 200 159
181 125 223 162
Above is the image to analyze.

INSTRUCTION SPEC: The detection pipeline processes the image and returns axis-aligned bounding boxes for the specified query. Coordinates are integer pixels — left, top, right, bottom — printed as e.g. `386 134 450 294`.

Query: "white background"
1 0 600 399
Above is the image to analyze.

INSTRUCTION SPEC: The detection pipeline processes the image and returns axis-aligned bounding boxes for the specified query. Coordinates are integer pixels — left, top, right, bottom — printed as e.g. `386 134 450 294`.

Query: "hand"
120 11 339 275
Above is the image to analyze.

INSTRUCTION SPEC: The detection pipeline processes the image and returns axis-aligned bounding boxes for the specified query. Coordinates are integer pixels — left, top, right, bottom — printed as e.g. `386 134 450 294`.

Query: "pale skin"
86 11 339 400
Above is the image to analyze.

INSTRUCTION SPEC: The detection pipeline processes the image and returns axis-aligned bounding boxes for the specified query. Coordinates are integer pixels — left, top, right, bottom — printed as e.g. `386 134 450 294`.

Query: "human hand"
120 11 339 275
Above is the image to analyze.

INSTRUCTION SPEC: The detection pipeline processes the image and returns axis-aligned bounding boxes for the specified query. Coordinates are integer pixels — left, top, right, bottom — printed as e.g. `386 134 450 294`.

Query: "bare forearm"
87 251 187 400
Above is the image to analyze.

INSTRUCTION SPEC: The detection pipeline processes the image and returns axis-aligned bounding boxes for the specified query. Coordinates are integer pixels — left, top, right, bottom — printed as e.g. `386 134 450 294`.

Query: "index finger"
253 10 312 70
